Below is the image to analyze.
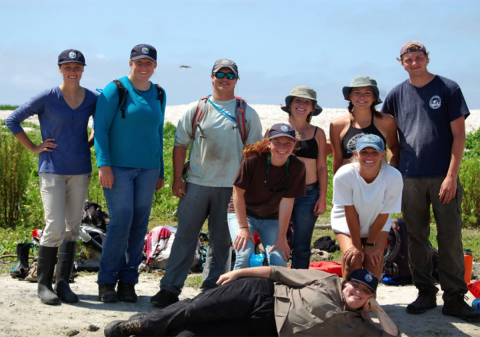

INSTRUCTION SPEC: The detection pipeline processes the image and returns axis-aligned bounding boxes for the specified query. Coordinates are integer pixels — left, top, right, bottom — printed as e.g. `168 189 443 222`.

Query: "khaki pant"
39 173 91 247
402 176 467 293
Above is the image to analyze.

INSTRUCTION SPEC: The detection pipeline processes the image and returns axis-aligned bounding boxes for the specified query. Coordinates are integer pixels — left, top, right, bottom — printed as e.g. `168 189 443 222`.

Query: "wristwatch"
364 242 376 247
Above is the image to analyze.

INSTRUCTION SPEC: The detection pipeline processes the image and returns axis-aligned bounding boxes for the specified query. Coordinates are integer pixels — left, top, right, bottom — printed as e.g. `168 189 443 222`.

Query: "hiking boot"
442 291 480 323
117 281 137 303
104 319 142 337
54 241 78 303
37 245 61 305
99 284 118 303
129 312 148 321
406 285 438 314
150 289 179 307
10 243 31 279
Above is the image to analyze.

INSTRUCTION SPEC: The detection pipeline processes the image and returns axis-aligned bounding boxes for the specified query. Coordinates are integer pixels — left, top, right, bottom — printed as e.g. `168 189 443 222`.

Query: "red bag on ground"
308 261 342 277
468 280 480 298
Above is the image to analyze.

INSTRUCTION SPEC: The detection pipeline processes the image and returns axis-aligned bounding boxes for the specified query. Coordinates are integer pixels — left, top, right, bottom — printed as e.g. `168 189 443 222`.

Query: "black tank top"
295 127 318 159
341 114 386 159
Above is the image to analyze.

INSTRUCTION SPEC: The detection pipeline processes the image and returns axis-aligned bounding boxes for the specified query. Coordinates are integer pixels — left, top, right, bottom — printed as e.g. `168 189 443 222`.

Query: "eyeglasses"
349 281 373 295
264 153 290 193
214 72 236 80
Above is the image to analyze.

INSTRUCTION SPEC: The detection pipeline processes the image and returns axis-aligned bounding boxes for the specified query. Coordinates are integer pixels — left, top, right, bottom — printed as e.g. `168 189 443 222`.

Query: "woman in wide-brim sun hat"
280 86 328 269
330 76 399 175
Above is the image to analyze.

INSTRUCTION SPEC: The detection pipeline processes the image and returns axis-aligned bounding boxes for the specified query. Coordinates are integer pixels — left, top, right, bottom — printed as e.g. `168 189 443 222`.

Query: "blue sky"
1 0 479 108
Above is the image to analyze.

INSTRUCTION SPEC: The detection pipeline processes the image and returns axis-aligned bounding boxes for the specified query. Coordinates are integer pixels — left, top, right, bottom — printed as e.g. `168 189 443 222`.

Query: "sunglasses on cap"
214 72 236 80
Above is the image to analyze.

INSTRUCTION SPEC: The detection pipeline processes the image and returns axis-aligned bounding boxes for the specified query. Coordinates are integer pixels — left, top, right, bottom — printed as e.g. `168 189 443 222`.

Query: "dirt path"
1 272 480 336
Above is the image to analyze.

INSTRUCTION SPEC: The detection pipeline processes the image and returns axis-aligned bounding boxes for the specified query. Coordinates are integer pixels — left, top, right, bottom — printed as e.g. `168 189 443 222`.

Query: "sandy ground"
1 106 479 139
1 272 480 337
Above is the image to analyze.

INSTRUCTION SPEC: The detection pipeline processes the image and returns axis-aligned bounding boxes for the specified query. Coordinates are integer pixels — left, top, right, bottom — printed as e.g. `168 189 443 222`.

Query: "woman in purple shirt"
6 49 98 306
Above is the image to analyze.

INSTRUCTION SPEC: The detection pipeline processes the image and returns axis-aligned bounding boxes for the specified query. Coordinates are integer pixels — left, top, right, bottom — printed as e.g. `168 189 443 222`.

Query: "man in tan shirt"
105 266 399 336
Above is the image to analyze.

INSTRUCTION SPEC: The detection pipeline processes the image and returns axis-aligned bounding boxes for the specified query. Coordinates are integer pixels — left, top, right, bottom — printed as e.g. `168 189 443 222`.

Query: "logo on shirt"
346 133 366 154
69 51 77 59
429 95 441 109
142 47 149 54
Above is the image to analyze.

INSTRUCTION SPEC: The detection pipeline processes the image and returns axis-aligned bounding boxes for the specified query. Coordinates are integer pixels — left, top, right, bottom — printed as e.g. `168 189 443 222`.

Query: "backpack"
383 217 439 284
112 79 165 119
181 96 248 181
82 200 109 232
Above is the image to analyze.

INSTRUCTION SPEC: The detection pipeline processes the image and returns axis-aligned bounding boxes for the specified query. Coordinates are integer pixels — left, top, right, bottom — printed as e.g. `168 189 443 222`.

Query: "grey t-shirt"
381 75 469 178
174 97 262 187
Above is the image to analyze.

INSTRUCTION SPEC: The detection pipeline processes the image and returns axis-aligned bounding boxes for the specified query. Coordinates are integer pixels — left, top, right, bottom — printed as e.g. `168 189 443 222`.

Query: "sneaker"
150 289 179 307
442 291 480 323
117 281 137 303
98 284 118 303
406 285 438 314
104 319 142 337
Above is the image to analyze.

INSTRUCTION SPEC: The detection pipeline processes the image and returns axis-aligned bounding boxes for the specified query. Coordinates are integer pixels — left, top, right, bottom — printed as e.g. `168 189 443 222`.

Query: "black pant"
142 277 277 336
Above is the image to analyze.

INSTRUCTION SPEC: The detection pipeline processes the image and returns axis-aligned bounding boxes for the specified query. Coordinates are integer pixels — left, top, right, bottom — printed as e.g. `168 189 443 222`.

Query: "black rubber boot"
54 241 78 303
37 245 60 305
10 243 31 278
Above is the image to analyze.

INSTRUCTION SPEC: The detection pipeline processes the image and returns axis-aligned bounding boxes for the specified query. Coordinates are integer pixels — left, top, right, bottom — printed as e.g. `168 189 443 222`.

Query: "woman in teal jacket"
94 44 166 303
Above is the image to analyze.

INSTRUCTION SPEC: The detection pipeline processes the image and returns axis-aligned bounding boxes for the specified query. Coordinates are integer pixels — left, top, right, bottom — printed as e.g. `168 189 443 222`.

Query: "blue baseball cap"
349 269 378 293
356 134 385 152
268 123 296 141
58 49 86 66
131 44 157 62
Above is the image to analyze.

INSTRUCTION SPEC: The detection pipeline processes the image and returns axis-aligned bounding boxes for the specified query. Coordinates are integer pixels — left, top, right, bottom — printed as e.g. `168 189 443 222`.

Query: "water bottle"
472 298 480 312
249 253 264 267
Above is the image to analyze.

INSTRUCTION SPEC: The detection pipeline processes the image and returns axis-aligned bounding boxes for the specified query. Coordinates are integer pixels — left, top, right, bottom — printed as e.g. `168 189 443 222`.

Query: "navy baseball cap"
58 49 86 66
268 123 296 141
356 134 385 152
131 44 157 62
349 269 378 293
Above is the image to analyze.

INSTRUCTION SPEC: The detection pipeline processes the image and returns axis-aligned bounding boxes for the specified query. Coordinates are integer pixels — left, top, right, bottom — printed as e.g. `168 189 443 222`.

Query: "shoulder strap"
113 79 128 119
313 126 318 137
234 96 247 144
191 96 209 139
154 84 165 107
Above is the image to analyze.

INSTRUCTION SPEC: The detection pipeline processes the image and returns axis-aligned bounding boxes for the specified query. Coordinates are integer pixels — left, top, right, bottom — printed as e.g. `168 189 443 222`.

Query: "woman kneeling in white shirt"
331 134 403 280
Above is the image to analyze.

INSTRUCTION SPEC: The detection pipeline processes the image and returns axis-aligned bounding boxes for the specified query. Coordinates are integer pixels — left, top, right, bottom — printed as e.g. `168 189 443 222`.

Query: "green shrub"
464 128 480 160
460 158 480 227
0 131 31 227
0 105 19 110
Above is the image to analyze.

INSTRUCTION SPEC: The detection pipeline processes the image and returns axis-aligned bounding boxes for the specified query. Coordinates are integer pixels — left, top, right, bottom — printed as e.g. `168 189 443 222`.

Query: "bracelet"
364 242 376 247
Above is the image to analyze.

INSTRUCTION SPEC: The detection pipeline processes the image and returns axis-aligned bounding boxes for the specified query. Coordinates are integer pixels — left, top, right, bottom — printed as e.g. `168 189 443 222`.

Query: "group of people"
5 39 479 337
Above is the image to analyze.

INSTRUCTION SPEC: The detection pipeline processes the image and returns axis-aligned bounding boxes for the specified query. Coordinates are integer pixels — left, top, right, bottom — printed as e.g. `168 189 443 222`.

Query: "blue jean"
97 166 160 285
228 213 287 269
291 188 319 269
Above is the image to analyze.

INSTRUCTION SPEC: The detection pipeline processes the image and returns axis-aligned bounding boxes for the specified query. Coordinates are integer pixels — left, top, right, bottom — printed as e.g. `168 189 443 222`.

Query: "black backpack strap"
113 79 128 119
154 84 165 107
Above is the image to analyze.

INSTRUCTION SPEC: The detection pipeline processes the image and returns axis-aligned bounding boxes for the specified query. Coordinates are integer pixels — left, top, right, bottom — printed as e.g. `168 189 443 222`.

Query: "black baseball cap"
212 59 239 78
58 49 86 66
131 44 157 62
348 269 378 293
267 123 296 141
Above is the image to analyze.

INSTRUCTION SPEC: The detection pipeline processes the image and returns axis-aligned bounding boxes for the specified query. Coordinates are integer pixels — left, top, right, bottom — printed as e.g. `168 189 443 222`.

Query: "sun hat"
400 40 426 57
212 59 239 78
356 134 385 152
348 269 378 293
268 123 296 141
281 86 323 116
342 76 382 106
58 49 86 66
130 44 157 62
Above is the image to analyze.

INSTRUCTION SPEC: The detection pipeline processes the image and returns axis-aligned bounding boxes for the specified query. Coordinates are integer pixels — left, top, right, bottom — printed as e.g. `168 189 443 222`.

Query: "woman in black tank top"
280 86 328 269
330 76 399 175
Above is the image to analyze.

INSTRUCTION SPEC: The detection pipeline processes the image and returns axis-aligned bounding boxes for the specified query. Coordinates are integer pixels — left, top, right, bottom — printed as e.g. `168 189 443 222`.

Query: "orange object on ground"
308 261 342 277
464 250 473 284
468 280 480 299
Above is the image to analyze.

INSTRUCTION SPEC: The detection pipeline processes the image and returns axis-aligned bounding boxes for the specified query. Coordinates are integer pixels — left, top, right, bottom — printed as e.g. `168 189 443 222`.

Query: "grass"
0 105 19 110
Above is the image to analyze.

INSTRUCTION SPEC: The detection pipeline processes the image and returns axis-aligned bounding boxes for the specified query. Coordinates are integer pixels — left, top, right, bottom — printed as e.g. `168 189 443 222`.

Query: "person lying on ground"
104 266 399 336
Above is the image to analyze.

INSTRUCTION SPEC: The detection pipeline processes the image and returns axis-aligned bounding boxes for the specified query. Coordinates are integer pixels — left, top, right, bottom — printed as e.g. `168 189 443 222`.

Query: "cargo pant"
402 176 468 293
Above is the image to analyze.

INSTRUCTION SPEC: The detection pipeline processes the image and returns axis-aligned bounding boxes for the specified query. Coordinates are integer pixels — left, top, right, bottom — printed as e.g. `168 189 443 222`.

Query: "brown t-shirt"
227 152 306 219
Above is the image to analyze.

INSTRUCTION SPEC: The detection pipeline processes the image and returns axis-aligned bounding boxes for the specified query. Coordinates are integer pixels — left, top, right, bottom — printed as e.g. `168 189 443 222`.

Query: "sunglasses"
349 281 373 295
214 72 236 80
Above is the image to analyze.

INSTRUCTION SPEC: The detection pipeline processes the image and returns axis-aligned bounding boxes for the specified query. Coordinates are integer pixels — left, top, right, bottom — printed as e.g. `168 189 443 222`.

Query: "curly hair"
243 138 270 158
